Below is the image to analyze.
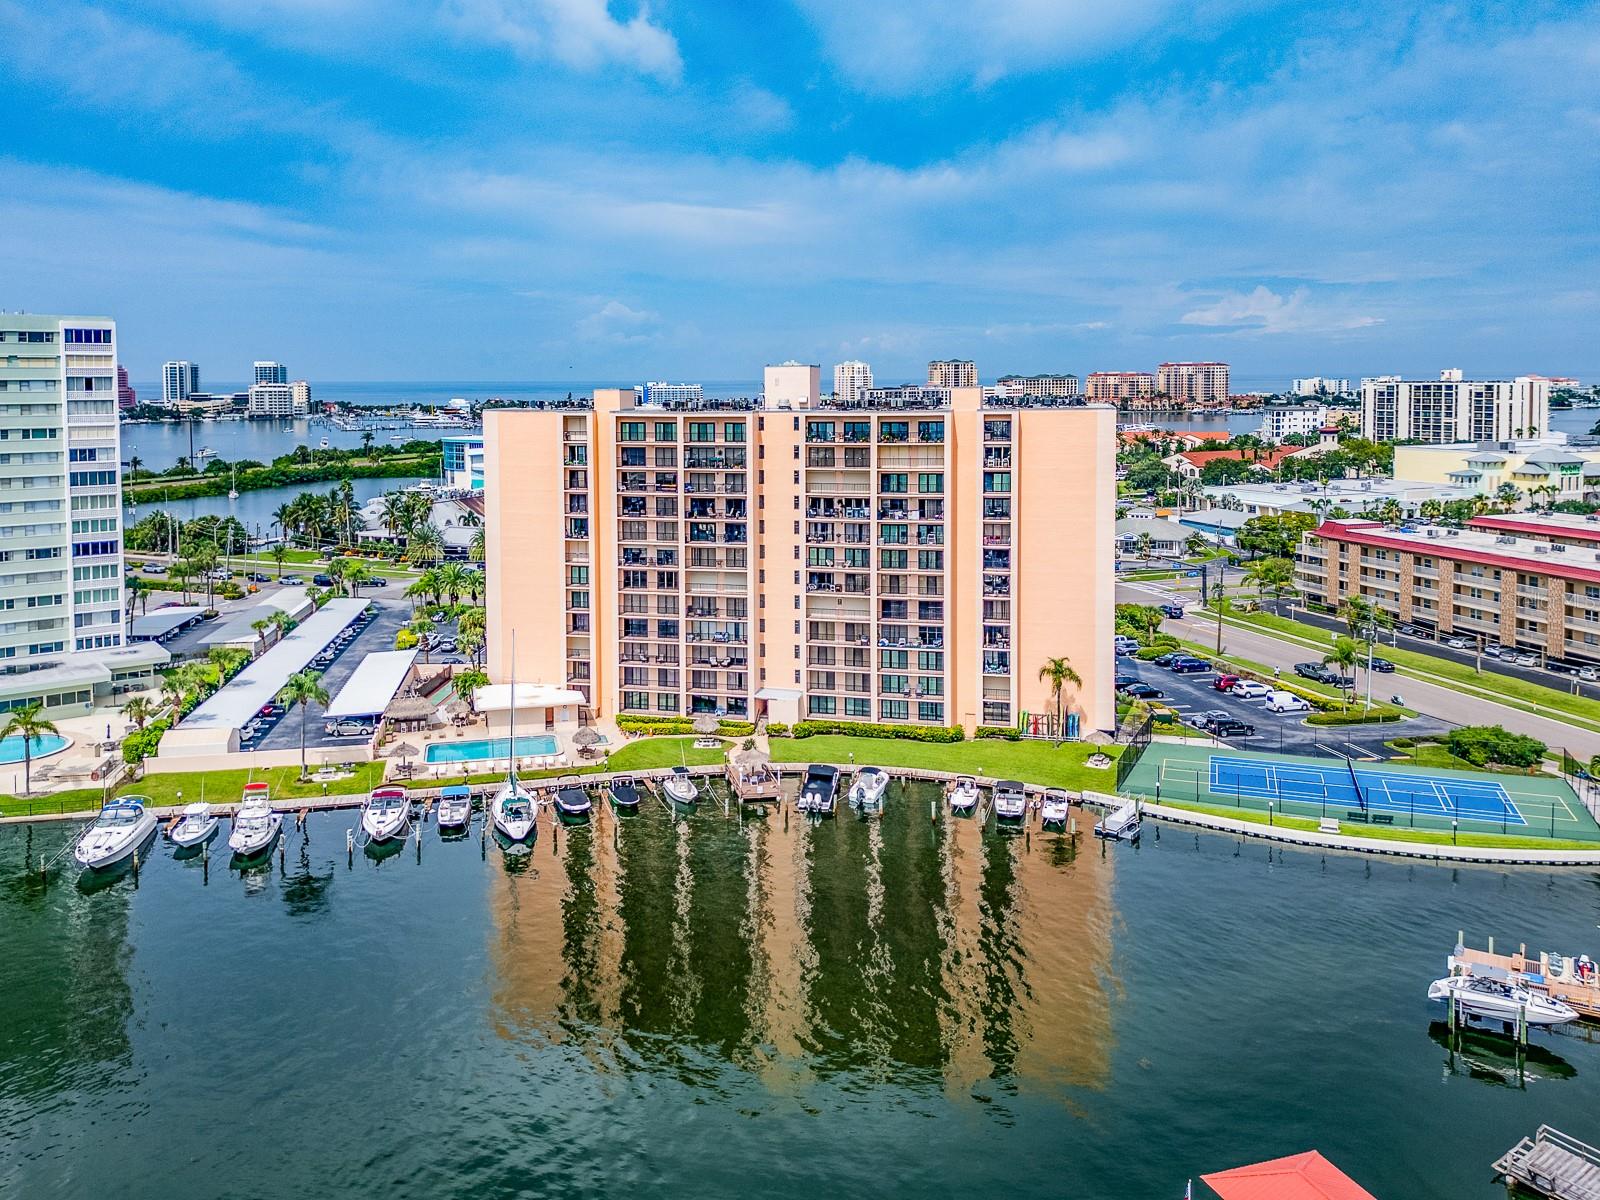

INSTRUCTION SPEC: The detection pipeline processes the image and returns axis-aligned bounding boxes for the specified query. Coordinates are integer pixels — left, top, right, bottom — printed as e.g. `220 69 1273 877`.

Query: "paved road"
1119 579 1600 760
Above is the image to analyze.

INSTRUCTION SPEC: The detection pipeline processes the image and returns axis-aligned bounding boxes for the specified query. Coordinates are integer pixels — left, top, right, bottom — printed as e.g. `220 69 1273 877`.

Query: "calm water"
127 476 427 534
4 783 1600 1198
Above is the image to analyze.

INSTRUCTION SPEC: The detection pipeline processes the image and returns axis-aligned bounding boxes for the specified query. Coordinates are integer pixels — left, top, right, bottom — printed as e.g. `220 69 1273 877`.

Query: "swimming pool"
424 735 560 764
0 733 69 764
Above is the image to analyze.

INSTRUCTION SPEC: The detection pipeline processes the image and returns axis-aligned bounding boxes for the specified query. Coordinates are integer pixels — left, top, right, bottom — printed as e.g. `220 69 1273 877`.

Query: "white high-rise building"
0 314 169 714
995 374 1080 399
833 360 873 404
162 360 200 408
1361 372 1552 443
1157 361 1231 403
291 380 313 413
248 382 306 417
763 361 820 409
1292 376 1352 398
640 381 703 405
254 361 287 386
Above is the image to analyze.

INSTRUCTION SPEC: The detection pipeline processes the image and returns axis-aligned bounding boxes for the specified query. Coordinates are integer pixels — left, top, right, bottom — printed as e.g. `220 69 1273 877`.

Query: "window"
808 694 837 715
880 650 908 669
917 701 944 723
917 650 943 671
917 473 943 494
880 549 908 569
844 697 870 717
917 420 944 443
880 524 908 544
619 421 646 442
917 550 943 570
723 422 745 442
879 473 908 493
64 328 111 344
880 699 909 721
984 472 1012 493
654 421 676 442
687 422 716 442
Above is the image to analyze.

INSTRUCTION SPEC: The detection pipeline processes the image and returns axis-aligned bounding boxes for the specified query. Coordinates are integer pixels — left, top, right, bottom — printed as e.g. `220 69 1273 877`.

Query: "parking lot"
1116 652 1452 760
248 598 413 754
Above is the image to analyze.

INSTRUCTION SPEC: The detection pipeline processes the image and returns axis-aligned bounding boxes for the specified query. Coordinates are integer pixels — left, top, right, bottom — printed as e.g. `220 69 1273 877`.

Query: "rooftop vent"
1496 536 1518 544
1427 529 1440 538
1553 544 1567 552
1535 545 1549 553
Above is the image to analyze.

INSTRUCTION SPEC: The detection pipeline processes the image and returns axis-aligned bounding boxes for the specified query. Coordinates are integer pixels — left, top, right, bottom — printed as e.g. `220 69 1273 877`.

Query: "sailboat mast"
508 630 517 782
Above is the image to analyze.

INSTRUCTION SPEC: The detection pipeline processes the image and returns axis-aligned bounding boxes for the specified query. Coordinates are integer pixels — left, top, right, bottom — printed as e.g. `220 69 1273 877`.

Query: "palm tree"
326 557 349 596
469 529 485 563
345 562 373 597
436 562 471 606
128 454 143 477
251 617 272 655
277 670 331 778
361 430 375 457
379 492 409 542
1 703 58 795
1323 636 1361 703
410 616 436 664
408 523 445 566
121 695 156 732
273 502 295 547
159 671 187 718
207 646 249 682
1135 531 1154 561
453 668 489 714
268 609 297 640
1036 656 1082 741
271 543 289 578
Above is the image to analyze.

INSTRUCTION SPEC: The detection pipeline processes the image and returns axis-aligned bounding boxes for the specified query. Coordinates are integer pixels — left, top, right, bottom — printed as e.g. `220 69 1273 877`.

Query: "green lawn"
767 734 1120 791
1225 607 1600 733
1158 798 1599 851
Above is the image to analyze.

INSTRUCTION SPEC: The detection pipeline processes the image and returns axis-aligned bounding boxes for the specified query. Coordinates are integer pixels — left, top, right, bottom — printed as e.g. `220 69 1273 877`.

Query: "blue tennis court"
1208 754 1527 825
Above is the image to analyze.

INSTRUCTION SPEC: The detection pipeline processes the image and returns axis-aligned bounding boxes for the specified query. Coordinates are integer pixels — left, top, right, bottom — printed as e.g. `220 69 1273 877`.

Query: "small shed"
1201 1150 1377 1200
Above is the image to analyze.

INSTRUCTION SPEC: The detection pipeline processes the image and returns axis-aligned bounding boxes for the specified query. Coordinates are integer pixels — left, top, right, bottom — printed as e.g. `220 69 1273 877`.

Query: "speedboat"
848 766 889 813
993 779 1028 824
948 775 980 813
1095 800 1142 841
554 774 592 819
664 765 699 806
798 764 840 815
1040 788 1071 828
228 785 282 857
1428 969 1579 1028
361 786 411 843
436 784 473 832
169 801 219 849
73 798 158 870
491 778 537 843
609 775 641 812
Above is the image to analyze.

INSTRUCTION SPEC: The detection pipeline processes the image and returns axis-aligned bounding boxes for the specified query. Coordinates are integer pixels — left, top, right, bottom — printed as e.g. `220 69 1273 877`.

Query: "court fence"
1115 710 1154 790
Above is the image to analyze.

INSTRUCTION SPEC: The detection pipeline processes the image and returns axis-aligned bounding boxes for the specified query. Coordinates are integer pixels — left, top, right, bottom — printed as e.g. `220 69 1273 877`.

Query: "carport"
326 649 418 725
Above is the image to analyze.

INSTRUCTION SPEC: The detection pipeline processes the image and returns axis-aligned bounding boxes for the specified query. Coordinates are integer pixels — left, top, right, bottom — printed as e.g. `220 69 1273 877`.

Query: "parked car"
1440 635 1471 649
1484 643 1504 657
1197 710 1233 732
312 573 335 587
1114 673 1140 689
1369 658 1396 673
281 575 305 586
1151 652 1182 668
1294 662 1334 683
324 718 375 737
1169 658 1211 674
366 576 388 588
245 572 271 583
1514 652 1539 667
1231 680 1272 700
438 638 459 653
1265 690 1312 713
144 563 168 574
1213 674 1241 691
1123 683 1164 700
1582 667 1599 682
207 568 233 581
1113 635 1141 655
1159 604 1184 619
259 703 284 718
1211 717 1256 737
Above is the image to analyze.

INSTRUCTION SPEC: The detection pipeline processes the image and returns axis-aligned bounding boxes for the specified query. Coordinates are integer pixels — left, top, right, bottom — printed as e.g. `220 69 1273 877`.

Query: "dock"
1494 1126 1600 1199
1450 933 1600 1022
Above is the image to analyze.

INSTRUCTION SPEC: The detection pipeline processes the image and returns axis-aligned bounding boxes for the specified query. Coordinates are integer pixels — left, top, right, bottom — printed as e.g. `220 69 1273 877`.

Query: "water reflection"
485 783 1116 1094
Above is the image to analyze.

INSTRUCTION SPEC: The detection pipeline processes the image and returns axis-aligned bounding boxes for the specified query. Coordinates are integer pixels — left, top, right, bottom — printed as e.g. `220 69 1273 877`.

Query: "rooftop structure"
1201 1149 1377 1200
324 649 419 720
763 362 820 409
1201 477 1484 518
1393 439 1600 505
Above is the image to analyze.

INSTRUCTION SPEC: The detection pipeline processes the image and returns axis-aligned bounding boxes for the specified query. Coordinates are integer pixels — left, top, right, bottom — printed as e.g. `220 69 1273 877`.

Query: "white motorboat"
169 801 219 849
993 779 1028 823
490 779 536 842
1095 800 1142 841
797 764 840 815
848 766 889 812
1040 788 1071 827
664 765 699 806
73 798 157 870
436 784 473 832
361 786 411 843
228 785 282 857
949 775 980 813
1428 969 1579 1028
554 774 592 819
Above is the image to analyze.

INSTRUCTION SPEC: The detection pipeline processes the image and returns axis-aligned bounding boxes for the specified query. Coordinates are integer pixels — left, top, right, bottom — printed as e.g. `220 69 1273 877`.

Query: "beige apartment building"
1295 514 1600 664
484 386 1116 737
928 359 978 388
996 374 1080 399
1157 362 1231 404
1085 372 1156 402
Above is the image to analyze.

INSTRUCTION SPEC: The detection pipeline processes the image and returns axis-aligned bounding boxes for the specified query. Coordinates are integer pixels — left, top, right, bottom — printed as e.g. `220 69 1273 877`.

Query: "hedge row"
975 725 1021 741
1305 708 1405 726
124 718 171 765
616 715 755 737
782 720 965 743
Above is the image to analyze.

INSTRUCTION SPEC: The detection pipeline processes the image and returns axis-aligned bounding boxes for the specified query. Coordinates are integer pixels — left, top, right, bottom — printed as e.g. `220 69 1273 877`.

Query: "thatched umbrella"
391 741 419 774
735 747 769 769
572 726 600 758
693 713 719 737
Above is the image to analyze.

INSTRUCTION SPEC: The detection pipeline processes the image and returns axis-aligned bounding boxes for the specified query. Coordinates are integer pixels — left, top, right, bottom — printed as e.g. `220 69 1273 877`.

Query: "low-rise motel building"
483 372 1117 737
1295 511 1600 665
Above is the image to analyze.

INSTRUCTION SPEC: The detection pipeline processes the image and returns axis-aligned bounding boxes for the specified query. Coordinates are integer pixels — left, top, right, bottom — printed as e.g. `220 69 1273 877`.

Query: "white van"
1264 690 1311 714
1113 635 1141 655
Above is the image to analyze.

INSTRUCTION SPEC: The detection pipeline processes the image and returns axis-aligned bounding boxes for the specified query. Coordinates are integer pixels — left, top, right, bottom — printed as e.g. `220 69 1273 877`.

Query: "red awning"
1202 1151 1377 1200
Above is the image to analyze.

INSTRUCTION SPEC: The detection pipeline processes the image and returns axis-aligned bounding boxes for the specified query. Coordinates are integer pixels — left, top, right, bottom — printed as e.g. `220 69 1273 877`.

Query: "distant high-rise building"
162 360 200 408
1361 372 1551 443
928 359 977 388
291 380 313 413
1292 376 1352 398
254 361 288 386
1157 362 1231 404
995 374 1080 399
833 360 873 405
248 382 307 417
1085 372 1157 402
640 381 703 405
116 365 136 409
763 361 820 409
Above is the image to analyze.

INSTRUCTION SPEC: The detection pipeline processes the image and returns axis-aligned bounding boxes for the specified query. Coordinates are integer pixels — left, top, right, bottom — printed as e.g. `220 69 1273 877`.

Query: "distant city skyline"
4 2 1595 381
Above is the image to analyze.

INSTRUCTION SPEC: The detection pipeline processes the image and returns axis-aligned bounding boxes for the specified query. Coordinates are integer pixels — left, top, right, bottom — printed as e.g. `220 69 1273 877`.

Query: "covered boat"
608 775 641 811
993 779 1027 824
436 784 473 832
73 798 157 870
554 774 592 819
798 764 839 815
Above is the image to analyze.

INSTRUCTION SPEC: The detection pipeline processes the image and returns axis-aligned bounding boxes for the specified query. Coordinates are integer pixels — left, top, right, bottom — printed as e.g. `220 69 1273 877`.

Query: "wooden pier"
1450 933 1600 1022
1494 1126 1600 1199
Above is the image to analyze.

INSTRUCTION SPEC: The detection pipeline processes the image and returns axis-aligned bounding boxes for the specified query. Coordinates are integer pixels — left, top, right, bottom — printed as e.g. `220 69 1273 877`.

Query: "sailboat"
491 635 537 844
227 465 238 500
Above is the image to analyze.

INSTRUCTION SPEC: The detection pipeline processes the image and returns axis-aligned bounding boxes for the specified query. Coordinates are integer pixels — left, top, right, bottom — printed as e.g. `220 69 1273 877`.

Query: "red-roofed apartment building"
1294 513 1600 664
1162 445 1324 480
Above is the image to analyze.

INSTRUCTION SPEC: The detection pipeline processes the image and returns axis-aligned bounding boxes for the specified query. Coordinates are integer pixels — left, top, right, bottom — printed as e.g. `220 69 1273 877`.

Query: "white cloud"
1179 287 1382 335
575 299 663 343
446 0 681 80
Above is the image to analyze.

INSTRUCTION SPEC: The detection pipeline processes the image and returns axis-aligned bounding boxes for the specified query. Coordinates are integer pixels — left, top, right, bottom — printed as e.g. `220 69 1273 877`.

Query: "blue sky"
3 0 1597 384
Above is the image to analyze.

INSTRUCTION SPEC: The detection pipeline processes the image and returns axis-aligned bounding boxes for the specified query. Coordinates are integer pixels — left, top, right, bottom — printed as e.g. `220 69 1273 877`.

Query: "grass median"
1155 798 1599 851
767 734 1120 792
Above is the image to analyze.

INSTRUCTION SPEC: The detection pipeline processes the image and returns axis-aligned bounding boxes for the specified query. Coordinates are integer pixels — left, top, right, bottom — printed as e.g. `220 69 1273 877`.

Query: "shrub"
1305 708 1405 726
1445 725 1546 768
975 725 1021 741
123 718 170 765
786 720 964 743
765 722 789 739
1390 737 1416 749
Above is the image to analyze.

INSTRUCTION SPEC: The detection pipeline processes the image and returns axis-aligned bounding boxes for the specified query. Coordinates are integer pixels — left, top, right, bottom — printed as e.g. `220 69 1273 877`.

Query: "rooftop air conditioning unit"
1553 544 1567 552
1535 545 1549 553
1497 536 1517 544
1427 529 1440 538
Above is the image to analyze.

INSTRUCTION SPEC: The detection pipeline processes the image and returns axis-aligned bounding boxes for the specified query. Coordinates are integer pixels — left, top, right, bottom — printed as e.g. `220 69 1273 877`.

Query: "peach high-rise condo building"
1156 361 1230 404
1085 371 1157 402
928 359 978 388
483 378 1117 737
